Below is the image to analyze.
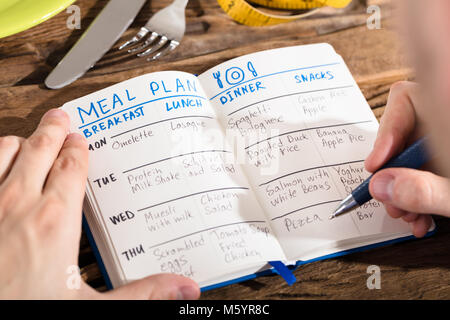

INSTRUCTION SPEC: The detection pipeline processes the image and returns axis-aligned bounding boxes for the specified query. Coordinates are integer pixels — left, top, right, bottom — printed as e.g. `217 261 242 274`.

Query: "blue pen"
329 136 430 219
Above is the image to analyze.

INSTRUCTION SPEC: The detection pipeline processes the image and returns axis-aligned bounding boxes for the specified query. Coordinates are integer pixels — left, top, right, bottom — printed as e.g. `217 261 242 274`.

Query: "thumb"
369 168 450 217
103 273 200 300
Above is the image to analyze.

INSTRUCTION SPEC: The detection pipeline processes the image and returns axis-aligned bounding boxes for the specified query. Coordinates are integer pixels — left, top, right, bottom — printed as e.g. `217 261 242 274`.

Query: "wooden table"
1 0 449 299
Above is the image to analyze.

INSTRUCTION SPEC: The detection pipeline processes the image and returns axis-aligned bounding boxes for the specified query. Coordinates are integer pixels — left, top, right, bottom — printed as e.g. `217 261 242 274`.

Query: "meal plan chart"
199 44 411 261
62 44 412 287
63 71 288 285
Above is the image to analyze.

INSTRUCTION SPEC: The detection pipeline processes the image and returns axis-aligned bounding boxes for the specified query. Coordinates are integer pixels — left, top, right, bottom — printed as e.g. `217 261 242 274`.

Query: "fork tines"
118 0 187 61
119 28 180 61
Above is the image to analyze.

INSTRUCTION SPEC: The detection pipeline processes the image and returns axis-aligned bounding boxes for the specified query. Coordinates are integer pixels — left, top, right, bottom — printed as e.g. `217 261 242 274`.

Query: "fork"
119 0 188 61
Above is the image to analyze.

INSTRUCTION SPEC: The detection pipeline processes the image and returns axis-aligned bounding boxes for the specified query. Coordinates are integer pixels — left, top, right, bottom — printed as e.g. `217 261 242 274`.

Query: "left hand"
0 109 200 299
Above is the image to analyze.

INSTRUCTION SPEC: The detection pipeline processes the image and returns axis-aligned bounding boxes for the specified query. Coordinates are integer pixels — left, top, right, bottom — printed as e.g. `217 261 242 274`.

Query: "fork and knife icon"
45 0 188 89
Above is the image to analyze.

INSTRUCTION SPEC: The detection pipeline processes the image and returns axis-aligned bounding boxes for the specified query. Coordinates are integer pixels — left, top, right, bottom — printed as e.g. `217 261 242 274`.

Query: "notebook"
61 43 435 291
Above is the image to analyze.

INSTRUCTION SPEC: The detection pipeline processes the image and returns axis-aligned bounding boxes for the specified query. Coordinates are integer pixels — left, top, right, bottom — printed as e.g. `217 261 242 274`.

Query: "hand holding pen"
331 82 450 237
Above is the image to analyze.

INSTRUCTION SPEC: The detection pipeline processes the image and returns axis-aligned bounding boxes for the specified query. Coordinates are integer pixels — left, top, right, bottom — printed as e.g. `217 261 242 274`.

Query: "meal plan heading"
76 77 203 138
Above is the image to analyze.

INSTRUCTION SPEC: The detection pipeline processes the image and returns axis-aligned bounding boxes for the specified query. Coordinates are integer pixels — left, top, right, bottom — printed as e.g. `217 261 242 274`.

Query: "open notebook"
61 44 434 290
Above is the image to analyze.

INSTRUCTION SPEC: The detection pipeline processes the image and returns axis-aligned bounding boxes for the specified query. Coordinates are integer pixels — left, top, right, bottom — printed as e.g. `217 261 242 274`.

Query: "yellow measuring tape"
217 0 352 26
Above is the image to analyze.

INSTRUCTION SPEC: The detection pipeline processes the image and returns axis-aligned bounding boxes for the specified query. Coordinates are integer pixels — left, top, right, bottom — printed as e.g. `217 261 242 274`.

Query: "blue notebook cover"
82 215 436 292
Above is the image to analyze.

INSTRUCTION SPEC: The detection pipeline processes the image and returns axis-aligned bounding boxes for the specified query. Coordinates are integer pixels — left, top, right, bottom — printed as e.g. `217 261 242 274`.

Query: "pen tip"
329 215 335 220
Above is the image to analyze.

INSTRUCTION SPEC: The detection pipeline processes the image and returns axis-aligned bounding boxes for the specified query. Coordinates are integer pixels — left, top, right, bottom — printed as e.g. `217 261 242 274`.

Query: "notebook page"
61 71 286 286
199 44 412 260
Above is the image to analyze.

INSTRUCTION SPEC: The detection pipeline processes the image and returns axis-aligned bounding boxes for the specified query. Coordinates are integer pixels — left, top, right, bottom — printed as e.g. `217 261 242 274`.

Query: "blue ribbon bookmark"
269 261 297 286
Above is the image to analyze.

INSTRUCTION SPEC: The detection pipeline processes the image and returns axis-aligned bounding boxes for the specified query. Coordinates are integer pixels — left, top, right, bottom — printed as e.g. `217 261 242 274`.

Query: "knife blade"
45 0 147 89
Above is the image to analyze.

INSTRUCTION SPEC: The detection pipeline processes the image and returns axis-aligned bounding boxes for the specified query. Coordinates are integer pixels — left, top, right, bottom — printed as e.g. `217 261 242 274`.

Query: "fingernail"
371 174 394 201
45 109 67 119
177 286 199 300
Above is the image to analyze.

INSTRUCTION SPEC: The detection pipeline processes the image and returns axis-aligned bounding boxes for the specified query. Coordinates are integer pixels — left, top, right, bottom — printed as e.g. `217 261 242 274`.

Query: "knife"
45 0 147 89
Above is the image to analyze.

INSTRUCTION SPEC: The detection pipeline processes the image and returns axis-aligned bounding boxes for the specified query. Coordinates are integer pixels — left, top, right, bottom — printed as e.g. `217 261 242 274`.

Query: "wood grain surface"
0 0 448 299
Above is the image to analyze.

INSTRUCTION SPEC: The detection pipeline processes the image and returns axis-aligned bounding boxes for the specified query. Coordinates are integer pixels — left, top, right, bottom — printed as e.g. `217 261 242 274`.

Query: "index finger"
365 81 421 172
44 133 89 211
